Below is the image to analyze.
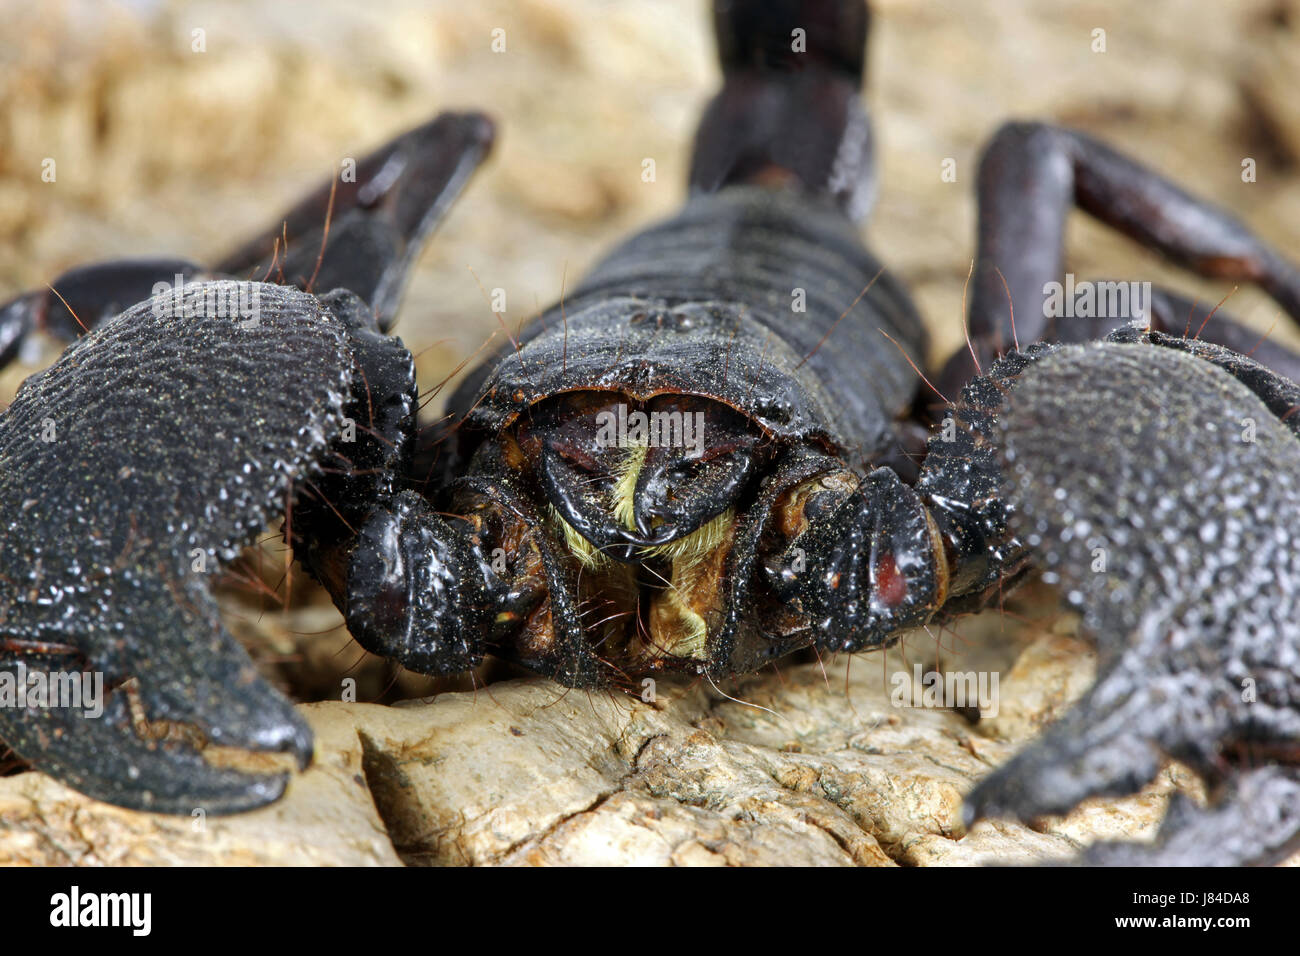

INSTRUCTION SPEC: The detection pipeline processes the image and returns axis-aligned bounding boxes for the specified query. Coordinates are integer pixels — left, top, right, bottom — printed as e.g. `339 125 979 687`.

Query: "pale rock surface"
0 641 1216 866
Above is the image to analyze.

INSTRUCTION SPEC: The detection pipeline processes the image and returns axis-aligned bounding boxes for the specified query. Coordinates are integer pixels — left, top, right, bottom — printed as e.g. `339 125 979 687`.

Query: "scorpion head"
516 391 766 563
408 388 782 679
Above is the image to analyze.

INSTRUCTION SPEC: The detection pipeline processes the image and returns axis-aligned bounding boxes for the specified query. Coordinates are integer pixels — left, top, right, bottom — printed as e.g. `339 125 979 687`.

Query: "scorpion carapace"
1 0 1300 866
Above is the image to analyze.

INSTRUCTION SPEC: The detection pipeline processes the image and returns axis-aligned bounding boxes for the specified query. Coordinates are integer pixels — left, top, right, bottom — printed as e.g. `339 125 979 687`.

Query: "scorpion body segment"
346 1 1005 686
430 183 943 683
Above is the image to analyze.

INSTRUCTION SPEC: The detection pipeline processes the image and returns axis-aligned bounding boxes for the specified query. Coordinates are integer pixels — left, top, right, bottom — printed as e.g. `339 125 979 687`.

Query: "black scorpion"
0 1 1298 865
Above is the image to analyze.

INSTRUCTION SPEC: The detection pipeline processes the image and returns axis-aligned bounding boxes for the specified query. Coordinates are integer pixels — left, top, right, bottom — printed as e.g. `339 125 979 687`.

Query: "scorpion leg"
0 258 204 368
216 111 494 331
1139 285 1300 385
0 111 494 370
938 121 1300 396
965 339 1300 865
1018 280 1300 384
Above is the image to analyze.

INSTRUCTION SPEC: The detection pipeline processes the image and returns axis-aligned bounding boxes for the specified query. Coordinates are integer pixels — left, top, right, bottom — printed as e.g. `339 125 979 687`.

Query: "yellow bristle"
610 442 647 532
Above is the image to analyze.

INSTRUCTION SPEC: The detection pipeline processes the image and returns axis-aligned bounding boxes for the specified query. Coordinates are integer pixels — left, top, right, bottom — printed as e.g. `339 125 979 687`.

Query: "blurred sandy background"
5 0 1300 380
2 0 1300 701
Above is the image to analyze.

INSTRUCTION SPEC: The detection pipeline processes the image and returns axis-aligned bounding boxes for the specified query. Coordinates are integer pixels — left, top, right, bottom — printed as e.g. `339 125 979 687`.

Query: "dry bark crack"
0 631 1293 865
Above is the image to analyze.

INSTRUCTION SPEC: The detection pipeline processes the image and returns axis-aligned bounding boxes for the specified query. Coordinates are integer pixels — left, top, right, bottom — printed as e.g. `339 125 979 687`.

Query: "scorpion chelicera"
1 1 1298 865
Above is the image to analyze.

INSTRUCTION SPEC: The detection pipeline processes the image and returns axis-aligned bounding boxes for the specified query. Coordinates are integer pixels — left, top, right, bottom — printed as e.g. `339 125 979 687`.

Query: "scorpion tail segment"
773 466 944 653
0 258 204 368
0 579 312 815
968 342 1300 854
216 111 495 331
712 0 868 77
691 0 876 220
342 490 491 676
